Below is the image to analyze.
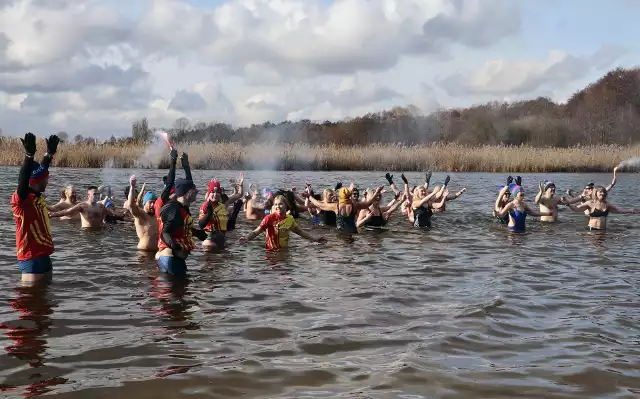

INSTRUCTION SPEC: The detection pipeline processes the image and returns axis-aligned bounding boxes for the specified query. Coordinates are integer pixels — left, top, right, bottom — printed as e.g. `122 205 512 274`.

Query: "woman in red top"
11 133 60 284
238 195 326 250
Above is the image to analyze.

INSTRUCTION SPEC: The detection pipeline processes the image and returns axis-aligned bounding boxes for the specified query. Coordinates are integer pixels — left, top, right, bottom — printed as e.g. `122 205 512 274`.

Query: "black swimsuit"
336 208 358 234
413 206 433 228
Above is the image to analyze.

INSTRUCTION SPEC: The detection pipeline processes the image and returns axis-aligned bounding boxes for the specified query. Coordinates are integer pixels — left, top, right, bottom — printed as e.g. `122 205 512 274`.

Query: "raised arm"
534 181 544 205
136 183 146 206
413 186 442 208
356 186 384 210
224 173 245 205
17 133 37 200
495 186 509 212
181 152 192 181
446 187 467 201
160 149 178 202
307 195 337 212
126 175 143 218
606 166 618 192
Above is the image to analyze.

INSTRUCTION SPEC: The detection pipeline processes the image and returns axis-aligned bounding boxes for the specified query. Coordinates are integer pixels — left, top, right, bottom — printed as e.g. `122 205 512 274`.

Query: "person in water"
307 185 384 234
565 166 618 204
49 185 119 228
155 149 191 254
410 184 446 228
356 188 404 230
11 133 60 283
158 178 207 277
125 175 158 252
565 186 639 230
244 184 269 220
534 180 563 222
198 176 245 250
47 184 79 220
494 185 552 233
493 176 522 224
238 195 327 249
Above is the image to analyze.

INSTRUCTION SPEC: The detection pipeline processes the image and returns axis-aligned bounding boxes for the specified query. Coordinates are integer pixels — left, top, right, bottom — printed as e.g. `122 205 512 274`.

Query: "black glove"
385 173 394 185
425 171 432 185
21 132 36 156
170 148 178 161
192 228 207 241
515 176 522 186
401 174 409 185
507 176 513 185
335 181 343 190
45 135 60 155
206 202 213 219
444 175 450 187
180 152 189 167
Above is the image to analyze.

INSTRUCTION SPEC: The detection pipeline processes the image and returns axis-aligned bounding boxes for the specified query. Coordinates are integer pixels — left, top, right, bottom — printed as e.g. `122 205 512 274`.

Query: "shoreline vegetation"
0 137 637 172
2 67 640 172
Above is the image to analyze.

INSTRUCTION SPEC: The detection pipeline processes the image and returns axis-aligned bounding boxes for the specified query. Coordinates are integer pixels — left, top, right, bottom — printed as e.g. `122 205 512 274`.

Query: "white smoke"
617 156 640 170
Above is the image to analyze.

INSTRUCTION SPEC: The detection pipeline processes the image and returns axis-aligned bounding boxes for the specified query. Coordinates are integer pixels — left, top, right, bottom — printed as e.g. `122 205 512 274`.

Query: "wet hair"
59 188 66 200
88 185 98 192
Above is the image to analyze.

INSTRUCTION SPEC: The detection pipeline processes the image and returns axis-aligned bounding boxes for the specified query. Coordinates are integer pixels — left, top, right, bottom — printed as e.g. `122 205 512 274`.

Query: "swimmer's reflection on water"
3 285 54 367
148 276 200 333
1 284 68 397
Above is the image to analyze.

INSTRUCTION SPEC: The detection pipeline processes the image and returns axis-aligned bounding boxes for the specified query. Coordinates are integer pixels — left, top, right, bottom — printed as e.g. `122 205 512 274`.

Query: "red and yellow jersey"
259 213 297 250
11 191 54 260
158 203 195 253
198 201 228 232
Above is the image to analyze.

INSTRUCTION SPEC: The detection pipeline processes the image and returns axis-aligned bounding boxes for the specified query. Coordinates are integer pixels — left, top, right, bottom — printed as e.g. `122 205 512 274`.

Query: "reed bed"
0 137 637 172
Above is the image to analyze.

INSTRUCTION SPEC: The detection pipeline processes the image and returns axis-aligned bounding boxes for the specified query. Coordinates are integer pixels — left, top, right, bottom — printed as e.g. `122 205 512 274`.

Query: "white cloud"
437 46 626 98
0 0 636 138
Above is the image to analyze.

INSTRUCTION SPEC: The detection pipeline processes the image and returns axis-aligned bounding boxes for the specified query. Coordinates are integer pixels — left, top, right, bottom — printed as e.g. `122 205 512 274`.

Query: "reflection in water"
1 285 68 397
148 276 200 333
4 285 53 367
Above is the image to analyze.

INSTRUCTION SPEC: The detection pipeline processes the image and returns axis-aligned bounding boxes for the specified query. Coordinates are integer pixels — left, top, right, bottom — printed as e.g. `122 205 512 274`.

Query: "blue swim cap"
142 191 157 204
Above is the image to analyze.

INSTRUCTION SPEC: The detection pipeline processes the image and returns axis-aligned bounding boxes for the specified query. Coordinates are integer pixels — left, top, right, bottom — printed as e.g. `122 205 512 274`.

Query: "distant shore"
0 138 636 173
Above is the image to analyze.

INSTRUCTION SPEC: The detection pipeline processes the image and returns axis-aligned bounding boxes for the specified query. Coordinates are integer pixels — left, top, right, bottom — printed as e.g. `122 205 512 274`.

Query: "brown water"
1 167 639 399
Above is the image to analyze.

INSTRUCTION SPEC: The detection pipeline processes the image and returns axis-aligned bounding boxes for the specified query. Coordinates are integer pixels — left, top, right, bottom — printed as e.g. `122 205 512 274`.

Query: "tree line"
66 67 640 147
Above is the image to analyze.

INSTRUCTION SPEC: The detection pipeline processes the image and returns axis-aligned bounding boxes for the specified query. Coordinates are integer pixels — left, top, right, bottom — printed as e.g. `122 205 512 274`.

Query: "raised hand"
170 148 178 161
21 132 36 156
46 134 60 155
401 174 408 185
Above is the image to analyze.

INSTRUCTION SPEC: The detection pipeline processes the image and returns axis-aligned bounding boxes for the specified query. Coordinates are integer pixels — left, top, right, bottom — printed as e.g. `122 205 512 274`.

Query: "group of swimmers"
11 133 638 284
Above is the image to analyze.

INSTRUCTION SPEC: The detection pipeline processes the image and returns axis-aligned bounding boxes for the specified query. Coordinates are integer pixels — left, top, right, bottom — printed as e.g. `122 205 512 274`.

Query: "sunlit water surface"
1 167 639 398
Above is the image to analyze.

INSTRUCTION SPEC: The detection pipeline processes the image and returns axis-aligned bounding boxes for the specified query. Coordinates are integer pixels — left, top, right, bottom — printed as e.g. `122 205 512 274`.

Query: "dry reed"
0 137 637 172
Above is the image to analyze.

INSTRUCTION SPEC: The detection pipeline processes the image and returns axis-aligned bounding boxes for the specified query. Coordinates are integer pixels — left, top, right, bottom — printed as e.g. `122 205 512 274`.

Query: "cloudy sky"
1 0 638 138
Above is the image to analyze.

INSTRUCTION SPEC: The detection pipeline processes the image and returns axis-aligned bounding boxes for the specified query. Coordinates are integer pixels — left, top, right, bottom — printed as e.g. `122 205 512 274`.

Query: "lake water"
1 167 639 398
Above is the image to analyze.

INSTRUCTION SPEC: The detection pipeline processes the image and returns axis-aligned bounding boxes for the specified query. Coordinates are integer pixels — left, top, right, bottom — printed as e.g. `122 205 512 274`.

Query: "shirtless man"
49 185 117 228
535 181 563 222
47 185 79 220
125 175 158 251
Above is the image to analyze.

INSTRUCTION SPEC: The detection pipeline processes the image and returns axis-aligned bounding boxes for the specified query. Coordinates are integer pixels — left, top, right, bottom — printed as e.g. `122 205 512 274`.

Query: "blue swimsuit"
508 209 527 233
